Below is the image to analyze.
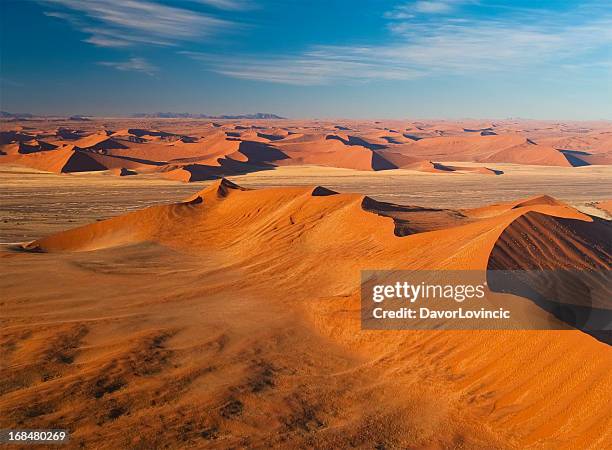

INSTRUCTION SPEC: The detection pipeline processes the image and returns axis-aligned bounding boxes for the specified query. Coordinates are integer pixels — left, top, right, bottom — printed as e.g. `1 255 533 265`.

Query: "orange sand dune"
395 133 518 155
114 133 242 165
463 195 573 218
398 160 503 174
256 128 291 141
273 133 375 170
596 200 612 215
4 179 610 449
482 142 574 166
24 180 606 281
1 146 109 173
2 178 611 448
369 150 421 169
72 131 120 150
0 139 57 155
157 164 228 182
23 179 601 262
403 160 457 173
392 134 578 166
537 130 612 154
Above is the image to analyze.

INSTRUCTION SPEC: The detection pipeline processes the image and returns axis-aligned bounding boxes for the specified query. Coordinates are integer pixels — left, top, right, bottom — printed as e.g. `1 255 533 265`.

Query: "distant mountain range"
1 111 285 120
131 112 286 119
1 111 34 119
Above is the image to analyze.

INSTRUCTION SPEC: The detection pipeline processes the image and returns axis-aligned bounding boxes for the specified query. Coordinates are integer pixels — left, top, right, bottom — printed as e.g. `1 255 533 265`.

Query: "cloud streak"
188 0 254 10
41 0 237 48
182 50 423 85
385 0 471 19
190 3 612 85
98 57 158 75
414 1 457 14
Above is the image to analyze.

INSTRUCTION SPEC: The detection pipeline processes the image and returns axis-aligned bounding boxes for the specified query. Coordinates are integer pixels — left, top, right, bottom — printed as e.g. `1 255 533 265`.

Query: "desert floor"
2 163 610 243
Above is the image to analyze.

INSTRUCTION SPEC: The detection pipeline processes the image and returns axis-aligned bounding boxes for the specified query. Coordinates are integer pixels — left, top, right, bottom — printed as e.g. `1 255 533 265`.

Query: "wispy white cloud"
385 0 471 19
383 8 414 20
42 10 72 20
188 0 254 10
83 35 131 48
189 3 612 85
98 57 158 75
41 0 237 48
414 1 455 13
182 50 423 85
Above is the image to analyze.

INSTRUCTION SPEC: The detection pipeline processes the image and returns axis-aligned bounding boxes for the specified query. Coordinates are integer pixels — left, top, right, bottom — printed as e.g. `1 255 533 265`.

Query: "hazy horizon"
4 111 612 122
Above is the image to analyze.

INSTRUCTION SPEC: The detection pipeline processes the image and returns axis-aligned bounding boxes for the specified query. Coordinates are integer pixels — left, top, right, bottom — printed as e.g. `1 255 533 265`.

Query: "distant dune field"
2 118 611 180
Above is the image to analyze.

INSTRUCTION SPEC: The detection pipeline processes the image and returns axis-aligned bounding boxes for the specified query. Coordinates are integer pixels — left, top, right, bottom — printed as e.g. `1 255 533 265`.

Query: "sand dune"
2 178 610 448
72 131 124 150
391 134 584 166
397 159 503 174
482 142 575 166
1 146 111 173
0 139 57 155
596 200 612 215
23 179 608 283
23 179 607 276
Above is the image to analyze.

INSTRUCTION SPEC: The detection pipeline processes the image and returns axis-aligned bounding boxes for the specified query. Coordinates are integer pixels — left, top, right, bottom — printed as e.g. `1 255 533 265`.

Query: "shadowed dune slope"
1 147 111 173
489 212 610 273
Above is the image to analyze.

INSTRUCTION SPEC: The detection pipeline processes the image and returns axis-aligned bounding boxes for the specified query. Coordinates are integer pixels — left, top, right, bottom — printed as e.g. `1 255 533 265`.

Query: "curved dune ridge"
23 179 607 262
22 179 611 332
2 179 611 448
2 119 611 180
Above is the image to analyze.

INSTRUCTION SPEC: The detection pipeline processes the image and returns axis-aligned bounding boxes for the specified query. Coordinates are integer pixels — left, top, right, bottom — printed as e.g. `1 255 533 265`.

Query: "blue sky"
1 0 611 119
